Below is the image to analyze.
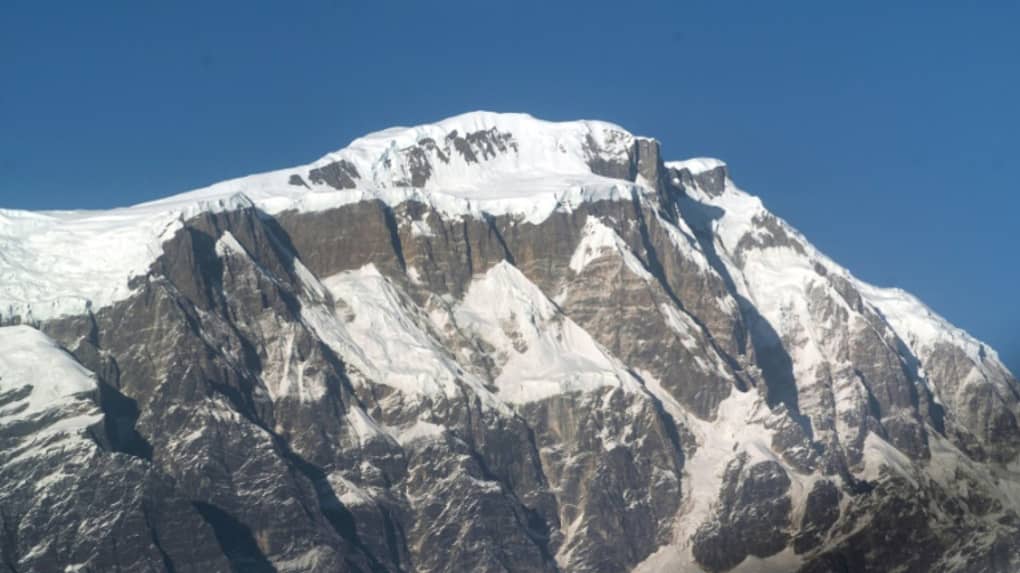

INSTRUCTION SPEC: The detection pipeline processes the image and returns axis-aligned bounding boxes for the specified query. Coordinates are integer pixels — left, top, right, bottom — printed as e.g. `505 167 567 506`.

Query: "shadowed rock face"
585 134 663 186
447 127 517 164
3 121 1020 573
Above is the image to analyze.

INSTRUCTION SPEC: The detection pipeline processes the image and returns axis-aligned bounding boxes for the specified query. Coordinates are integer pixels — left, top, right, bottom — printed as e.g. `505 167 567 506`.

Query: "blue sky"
1 1 1017 373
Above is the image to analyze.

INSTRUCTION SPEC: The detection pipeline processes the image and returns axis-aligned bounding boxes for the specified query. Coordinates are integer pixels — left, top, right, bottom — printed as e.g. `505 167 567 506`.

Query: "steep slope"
0 326 232 572
1 112 1017 573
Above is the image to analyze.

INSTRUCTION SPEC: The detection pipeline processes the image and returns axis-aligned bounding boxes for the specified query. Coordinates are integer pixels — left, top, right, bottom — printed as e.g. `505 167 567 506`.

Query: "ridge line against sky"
0 1 1017 373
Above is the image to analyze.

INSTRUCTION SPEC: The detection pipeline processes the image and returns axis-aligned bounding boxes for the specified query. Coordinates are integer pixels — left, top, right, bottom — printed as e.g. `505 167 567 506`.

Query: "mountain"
1 111 1018 573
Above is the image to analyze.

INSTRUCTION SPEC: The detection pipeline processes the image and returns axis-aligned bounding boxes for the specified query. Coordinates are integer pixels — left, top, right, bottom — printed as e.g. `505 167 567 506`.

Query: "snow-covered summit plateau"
0 112 665 322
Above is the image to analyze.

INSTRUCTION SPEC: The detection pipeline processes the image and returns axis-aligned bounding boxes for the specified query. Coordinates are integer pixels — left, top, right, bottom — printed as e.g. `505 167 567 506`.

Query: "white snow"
409 219 434 238
569 217 653 280
0 193 254 322
345 405 388 447
454 261 643 403
314 264 504 411
214 229 248 257
0 326 103 467
856 280 1012 380
0 325 99 423
316 265 457 397
271 546 334 573
392 420 447 446
318 110 636 195
678 173 842 413
859 431 919 487
666 157 727 175
675 153 1016 448
728 548 803 573
633 384 814 573
672 160 1018 457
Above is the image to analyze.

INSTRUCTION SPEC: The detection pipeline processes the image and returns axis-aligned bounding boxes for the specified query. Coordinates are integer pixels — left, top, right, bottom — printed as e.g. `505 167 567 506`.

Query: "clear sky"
1 1 1017 373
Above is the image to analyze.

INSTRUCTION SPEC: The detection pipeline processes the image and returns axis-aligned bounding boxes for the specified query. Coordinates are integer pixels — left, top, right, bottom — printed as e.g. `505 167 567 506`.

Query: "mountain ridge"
1 111 1018 572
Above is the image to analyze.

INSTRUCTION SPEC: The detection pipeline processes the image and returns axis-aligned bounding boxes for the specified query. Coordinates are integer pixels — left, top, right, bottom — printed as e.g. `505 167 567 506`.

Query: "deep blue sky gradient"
1 1 1017 372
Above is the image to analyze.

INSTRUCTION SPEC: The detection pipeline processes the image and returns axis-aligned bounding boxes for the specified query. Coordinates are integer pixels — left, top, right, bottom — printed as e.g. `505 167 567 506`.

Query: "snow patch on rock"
456 261 643 402
0 325 99 423
569 217 653 280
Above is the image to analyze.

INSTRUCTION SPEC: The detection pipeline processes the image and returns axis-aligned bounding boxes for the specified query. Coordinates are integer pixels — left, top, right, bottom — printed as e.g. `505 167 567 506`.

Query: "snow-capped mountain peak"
0 112 661 323
2 112 1019 573
297 110 647 198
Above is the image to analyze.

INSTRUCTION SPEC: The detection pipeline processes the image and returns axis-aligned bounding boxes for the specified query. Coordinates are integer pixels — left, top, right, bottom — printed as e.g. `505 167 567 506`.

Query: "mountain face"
1 111 1018 573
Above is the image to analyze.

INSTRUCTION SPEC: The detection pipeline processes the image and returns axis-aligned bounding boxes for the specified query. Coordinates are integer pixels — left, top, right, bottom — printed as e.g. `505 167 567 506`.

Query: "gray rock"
692 455 793 572
308 159 360 190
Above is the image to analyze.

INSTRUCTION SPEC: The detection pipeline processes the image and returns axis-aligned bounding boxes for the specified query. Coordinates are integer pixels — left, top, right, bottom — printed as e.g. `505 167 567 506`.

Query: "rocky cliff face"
1 112 1018 573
